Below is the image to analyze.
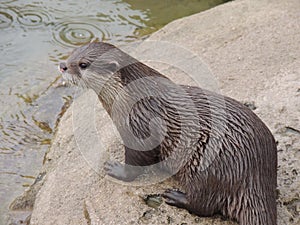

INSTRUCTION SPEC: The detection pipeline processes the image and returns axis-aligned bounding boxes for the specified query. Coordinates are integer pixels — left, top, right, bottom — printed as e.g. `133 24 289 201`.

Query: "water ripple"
52 21 111 47
0 8 15 29
1 0 17 3
41 0 89 15
16 6 50 28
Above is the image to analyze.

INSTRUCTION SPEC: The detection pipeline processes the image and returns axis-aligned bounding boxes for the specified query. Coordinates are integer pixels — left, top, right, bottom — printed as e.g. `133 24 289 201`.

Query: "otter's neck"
97 73 124 116
118 62 168 84
97 60 169 113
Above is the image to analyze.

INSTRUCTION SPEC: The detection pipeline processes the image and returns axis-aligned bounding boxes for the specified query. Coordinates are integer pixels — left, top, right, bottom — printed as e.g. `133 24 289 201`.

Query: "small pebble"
143 194 162 208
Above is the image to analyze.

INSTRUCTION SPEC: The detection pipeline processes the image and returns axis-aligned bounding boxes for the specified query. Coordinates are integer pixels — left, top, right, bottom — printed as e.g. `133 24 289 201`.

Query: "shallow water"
0 0 230 223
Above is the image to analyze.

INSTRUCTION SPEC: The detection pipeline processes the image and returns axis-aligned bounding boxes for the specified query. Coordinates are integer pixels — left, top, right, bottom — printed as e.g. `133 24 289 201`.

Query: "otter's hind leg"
162 189 189 209
237 192 277 225
162 189 218 217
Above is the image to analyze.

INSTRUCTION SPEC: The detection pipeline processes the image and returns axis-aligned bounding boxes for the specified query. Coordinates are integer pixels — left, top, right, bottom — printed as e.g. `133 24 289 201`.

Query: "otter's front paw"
162 189 188 209
104 160 136 182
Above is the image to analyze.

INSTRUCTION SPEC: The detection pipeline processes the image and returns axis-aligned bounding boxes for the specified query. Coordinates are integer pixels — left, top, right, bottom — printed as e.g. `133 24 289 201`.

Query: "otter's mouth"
61 72 79 85
58 64 81 86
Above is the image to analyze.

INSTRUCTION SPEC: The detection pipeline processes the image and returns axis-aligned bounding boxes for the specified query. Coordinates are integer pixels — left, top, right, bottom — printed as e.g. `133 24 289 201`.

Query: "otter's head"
59 42 126 92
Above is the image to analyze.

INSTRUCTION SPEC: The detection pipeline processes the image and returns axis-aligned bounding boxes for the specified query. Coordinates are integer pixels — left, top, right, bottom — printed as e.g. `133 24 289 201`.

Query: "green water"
0 0 230 223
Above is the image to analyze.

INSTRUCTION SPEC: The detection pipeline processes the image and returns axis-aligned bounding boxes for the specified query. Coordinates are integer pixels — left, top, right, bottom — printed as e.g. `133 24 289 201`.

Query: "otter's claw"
104 160 139 182
162 189 188 209
104 160 127 180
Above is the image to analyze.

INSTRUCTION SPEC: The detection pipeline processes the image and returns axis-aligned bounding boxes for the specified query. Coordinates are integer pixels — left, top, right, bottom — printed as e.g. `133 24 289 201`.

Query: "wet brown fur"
60 42 277 225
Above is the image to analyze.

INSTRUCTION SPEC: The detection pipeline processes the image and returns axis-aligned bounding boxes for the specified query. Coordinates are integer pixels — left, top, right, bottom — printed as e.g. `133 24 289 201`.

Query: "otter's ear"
105 60 120 73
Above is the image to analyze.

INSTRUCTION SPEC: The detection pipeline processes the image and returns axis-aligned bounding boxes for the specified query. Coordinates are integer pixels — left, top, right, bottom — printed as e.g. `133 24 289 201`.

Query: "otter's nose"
59 62 68 72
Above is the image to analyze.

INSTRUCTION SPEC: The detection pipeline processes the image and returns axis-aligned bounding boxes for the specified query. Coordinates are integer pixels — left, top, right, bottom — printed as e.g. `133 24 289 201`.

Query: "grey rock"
12 0 300 224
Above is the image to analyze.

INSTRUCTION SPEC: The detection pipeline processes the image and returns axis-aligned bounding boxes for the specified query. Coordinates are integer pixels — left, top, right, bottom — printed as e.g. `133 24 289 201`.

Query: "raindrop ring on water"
16 7 50 28
0 8 14 29
52 21 109 47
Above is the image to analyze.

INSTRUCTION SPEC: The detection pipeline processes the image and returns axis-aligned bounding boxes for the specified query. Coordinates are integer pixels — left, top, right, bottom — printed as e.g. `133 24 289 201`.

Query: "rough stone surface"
11 0 300 224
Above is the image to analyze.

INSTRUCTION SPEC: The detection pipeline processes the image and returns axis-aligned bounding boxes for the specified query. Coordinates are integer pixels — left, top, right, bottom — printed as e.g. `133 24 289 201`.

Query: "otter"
59 42 277 225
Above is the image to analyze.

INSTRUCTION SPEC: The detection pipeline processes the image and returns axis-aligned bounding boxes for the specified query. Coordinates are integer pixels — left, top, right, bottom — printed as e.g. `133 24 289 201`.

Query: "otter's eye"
79 62 89 69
